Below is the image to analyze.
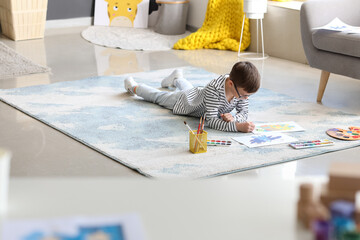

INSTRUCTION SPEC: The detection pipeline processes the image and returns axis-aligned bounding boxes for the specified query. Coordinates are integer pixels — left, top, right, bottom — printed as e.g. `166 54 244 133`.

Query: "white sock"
124 77 138 95
161 69 183 88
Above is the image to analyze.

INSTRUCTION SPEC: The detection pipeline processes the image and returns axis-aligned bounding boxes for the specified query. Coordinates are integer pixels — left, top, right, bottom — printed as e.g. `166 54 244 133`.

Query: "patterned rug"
1 67 360 178
0 42 50 79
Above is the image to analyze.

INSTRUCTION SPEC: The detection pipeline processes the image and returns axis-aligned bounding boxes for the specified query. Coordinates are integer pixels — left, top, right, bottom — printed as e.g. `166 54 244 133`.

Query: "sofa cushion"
312 29 360 58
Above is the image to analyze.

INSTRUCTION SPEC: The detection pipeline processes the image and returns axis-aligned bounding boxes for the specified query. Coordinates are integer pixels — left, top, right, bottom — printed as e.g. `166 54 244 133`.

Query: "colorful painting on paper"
232 133 298 148
253 121 305 134
23 225 124 240
2 215 144 240
94 0 149 28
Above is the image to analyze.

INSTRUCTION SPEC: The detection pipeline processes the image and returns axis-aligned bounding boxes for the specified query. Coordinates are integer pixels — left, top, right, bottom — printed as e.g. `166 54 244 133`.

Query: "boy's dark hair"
229 61 261 93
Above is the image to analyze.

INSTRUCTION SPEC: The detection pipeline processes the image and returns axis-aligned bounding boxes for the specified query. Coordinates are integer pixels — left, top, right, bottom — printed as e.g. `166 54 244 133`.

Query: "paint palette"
207 139 232 147
289 139 334 149
326 127 360 141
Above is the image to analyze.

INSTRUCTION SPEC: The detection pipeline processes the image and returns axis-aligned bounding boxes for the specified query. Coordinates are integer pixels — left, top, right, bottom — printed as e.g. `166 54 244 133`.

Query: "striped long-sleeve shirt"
172 75 249 132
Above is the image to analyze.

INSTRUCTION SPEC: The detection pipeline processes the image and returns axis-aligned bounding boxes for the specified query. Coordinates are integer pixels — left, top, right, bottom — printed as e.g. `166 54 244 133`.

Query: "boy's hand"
236 121 255 133
221 113 235 122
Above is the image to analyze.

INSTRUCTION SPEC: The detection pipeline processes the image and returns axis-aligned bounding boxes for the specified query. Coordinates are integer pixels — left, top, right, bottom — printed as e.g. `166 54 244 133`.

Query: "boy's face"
232 80 253 100
235 87 252 100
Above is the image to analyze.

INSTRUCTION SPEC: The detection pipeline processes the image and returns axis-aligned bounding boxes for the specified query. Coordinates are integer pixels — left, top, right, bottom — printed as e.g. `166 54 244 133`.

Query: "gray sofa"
300 0 360 102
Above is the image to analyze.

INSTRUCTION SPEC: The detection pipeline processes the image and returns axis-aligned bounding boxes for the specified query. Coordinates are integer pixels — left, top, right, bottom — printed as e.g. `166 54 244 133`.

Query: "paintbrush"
201 115 206 133
194 117 202 151
184 121 205 150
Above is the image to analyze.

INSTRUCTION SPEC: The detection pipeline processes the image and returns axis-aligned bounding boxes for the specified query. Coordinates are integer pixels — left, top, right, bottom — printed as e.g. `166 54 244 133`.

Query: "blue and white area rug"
1 67 360 178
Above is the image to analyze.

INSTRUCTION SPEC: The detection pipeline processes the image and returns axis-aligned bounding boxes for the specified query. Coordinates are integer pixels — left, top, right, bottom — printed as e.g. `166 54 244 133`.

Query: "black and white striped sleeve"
234 99 249 123
204 85 237 132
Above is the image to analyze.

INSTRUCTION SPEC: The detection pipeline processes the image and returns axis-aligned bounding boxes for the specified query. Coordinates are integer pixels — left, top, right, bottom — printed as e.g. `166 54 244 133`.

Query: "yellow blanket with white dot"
173 0 250 52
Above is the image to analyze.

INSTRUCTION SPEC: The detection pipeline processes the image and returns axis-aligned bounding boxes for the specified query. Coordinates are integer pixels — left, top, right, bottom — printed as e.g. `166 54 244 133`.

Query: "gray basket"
154 0 189 35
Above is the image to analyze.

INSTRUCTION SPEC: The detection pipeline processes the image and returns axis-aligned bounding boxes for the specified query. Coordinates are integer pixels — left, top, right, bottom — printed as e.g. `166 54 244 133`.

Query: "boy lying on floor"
124 61 261 132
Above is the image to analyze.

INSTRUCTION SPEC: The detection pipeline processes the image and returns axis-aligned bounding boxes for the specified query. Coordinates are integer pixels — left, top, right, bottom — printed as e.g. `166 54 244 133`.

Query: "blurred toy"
313 220 331 240
297 183 329 229
342 231 360 240
321 162 360 208
297 162 360 240
330 201 357 239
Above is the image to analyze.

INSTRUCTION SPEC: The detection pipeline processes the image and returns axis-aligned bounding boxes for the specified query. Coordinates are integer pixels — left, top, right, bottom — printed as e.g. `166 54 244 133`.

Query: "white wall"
248 3 307 64
183 0 307 64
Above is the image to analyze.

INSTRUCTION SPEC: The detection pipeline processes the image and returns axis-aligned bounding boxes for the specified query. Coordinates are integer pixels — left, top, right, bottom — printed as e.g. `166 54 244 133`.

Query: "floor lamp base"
238 15 268 61
238 52 269 60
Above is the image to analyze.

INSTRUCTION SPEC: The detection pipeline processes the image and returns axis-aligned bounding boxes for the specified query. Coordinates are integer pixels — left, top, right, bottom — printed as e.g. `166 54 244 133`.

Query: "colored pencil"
197 117 202 134
198 116 206 152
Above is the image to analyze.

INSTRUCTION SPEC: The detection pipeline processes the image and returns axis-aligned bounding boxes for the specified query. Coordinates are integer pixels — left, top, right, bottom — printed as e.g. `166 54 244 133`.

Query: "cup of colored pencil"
184 117 207 154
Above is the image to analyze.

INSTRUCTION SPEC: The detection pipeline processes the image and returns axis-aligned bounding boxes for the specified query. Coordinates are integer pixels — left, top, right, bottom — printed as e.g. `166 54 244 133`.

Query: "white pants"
136 78 193 110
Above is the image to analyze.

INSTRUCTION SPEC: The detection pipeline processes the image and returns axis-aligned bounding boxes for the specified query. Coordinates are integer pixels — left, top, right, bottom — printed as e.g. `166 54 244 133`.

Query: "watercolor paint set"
207 139 232 147
289 139 334 149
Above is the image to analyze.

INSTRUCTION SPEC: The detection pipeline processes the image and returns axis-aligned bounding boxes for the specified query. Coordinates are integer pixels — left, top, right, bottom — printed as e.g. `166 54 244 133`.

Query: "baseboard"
45 17 93 29
46 18 197 32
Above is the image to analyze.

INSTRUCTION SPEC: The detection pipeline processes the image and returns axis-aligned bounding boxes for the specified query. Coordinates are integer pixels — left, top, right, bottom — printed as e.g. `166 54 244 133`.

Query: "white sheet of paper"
253 121 305 134
232 133 298 148
313 17 360 33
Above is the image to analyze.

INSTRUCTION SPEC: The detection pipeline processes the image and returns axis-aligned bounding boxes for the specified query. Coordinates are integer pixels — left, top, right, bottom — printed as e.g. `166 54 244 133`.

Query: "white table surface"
1 177 325 240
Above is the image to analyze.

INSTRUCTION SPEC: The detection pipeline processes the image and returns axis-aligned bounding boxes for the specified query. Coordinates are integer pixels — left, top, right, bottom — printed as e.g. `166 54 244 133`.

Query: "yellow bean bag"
173 0 250 52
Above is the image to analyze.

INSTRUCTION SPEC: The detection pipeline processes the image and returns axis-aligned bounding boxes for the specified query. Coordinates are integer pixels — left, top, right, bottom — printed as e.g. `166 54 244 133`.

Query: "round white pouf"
81 26 191 51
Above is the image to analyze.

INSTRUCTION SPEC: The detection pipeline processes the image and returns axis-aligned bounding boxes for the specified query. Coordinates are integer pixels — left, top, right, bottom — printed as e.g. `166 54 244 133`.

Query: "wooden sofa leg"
317 70 330 102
